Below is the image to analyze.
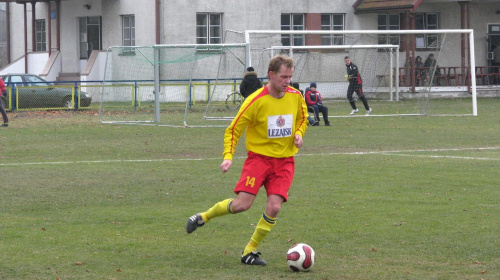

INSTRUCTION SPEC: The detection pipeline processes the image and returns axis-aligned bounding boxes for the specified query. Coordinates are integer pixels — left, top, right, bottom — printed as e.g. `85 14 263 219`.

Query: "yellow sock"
201 198 233 223
243 213 276 256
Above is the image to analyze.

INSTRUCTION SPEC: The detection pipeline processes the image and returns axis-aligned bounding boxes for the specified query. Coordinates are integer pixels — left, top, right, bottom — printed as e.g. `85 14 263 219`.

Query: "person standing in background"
0 77 9 127
345 56 371 116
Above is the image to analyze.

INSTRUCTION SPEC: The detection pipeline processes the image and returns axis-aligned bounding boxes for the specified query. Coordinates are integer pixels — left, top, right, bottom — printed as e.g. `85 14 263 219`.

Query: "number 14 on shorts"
246 176 256 188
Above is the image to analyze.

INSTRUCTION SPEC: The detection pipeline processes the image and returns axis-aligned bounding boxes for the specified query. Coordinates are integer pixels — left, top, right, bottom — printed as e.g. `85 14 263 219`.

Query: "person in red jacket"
0 77 9 127
305 82 330 126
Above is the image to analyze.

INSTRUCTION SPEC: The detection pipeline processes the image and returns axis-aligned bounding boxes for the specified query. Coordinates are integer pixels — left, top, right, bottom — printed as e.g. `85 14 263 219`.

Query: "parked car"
0 74 92 109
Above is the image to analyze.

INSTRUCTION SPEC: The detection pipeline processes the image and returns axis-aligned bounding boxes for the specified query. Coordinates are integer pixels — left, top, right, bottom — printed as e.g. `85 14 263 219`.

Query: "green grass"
1 98 499 279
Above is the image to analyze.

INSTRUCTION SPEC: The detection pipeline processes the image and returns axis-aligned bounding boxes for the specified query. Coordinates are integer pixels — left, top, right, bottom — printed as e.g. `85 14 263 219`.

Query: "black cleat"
241 251 267 266
186 213 204 234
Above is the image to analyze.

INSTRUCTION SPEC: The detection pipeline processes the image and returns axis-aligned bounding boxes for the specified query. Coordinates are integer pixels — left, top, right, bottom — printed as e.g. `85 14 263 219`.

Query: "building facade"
0 0 499 82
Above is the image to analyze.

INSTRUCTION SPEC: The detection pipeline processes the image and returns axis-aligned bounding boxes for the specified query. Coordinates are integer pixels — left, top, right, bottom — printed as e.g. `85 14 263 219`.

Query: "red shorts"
234 151 295 202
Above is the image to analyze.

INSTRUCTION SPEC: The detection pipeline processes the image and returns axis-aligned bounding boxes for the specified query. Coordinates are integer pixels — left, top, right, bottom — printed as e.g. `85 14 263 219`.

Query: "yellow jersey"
223 85 309 160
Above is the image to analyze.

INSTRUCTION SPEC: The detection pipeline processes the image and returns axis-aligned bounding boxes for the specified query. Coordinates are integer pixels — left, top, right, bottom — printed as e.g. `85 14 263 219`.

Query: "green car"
1 74 92 109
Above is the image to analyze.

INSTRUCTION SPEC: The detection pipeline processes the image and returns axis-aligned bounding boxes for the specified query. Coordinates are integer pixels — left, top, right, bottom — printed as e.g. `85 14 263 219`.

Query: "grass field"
1 98 499 280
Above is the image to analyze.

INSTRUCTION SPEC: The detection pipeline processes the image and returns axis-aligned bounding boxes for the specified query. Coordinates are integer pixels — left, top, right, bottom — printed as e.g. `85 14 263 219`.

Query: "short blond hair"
267 55 294 76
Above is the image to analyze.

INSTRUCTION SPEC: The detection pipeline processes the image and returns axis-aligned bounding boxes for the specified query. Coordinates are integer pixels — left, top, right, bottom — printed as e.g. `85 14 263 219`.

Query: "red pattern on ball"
302 245 313 269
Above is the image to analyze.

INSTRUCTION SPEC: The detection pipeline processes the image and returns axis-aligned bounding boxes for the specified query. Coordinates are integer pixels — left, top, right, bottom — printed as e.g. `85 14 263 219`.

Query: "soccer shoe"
186 213 205 234
365 108 372 116
1 123 7 127
241 251 267 266
312 121 319 126
350 109 359 115
325 122 331 126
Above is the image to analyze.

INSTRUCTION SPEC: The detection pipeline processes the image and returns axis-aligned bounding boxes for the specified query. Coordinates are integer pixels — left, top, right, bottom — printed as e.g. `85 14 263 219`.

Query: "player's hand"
220 159 232 173
294 134 303 148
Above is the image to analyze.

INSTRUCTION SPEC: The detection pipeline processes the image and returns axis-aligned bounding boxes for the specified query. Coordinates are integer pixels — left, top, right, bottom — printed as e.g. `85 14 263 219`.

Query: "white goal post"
241 29 477 117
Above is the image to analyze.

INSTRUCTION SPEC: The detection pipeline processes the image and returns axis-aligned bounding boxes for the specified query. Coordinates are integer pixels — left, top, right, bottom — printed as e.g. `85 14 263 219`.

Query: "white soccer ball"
286 243 315 272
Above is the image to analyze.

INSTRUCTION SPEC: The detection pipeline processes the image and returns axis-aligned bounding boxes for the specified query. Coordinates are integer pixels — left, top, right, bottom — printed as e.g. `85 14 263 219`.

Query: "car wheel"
62 97 73 108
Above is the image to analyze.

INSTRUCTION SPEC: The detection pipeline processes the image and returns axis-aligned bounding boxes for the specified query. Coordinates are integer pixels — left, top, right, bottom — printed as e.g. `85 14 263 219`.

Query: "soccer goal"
265 44 400 104
224 29 477 117
99 43 249 127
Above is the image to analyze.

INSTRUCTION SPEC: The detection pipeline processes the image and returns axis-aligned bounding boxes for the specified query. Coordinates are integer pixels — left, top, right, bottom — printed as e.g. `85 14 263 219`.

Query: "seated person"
305 82 330 126
291 82 317 126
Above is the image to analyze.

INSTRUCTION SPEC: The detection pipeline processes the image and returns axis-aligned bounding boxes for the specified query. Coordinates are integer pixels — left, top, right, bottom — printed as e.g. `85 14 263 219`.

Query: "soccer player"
186 55 309 266
345 56 372 116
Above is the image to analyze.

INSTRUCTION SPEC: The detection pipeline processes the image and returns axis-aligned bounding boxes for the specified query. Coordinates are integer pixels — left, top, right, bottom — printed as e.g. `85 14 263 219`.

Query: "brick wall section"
305 13 322 46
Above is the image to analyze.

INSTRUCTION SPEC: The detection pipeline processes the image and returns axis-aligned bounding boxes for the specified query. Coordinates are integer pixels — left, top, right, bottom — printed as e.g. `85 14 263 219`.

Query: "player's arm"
222 101 252 161
294 97 308 141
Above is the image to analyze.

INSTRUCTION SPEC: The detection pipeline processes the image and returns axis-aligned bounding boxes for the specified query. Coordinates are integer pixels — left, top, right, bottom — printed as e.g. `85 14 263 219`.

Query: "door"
487 24 500 66
79 17 102 59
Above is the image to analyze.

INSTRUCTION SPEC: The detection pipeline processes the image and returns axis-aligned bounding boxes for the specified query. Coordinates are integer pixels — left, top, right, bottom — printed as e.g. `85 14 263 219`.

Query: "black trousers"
0 96 8 124
347 85 369 110
309 104 329 124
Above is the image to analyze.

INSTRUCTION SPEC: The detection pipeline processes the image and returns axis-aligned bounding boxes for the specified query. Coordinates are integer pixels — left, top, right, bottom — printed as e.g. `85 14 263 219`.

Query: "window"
196 13 222 44
281 14 304 46
122 15 135 47
24 75 50 87
0 8 6 43
378 14 400 45
416 13 439 48
35 19 46 51
321 14 345 45
79 16 102 59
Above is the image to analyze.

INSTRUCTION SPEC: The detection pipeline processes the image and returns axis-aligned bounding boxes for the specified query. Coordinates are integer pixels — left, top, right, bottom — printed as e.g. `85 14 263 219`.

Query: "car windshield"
24 75 51 87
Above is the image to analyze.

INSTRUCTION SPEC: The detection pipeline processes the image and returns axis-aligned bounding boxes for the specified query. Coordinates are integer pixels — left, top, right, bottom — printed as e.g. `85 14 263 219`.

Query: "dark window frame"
196 13 223 45
281 13 305 46
320 14 345 45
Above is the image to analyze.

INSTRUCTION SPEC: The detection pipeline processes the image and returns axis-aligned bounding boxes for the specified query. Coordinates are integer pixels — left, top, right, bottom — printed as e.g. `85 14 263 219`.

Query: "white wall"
5 0 500 80
101 0 156 48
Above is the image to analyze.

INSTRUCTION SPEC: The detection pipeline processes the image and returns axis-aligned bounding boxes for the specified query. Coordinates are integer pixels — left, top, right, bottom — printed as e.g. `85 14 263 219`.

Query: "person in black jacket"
345 56 371 116
239 67 263 98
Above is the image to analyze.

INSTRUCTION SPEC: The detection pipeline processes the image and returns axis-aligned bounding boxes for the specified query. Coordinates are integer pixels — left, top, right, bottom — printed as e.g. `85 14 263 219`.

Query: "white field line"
0 147 499 167
379 153 500 161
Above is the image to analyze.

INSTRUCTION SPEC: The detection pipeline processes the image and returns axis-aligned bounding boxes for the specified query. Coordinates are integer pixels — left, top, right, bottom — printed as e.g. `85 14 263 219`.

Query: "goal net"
225 29 477 117
99 43 248 127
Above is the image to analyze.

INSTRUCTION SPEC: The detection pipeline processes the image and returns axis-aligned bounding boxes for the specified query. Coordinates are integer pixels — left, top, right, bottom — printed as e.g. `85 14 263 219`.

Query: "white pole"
245 31 251 67
154 46 160 123
396 45 400 102
390 49 393 101
469 30 477 116
246 29 473 35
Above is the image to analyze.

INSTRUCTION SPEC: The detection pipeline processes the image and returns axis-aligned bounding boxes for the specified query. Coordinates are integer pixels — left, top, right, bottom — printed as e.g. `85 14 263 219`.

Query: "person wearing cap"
239 66 263 98
305 82 330 126
345 56 372 116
